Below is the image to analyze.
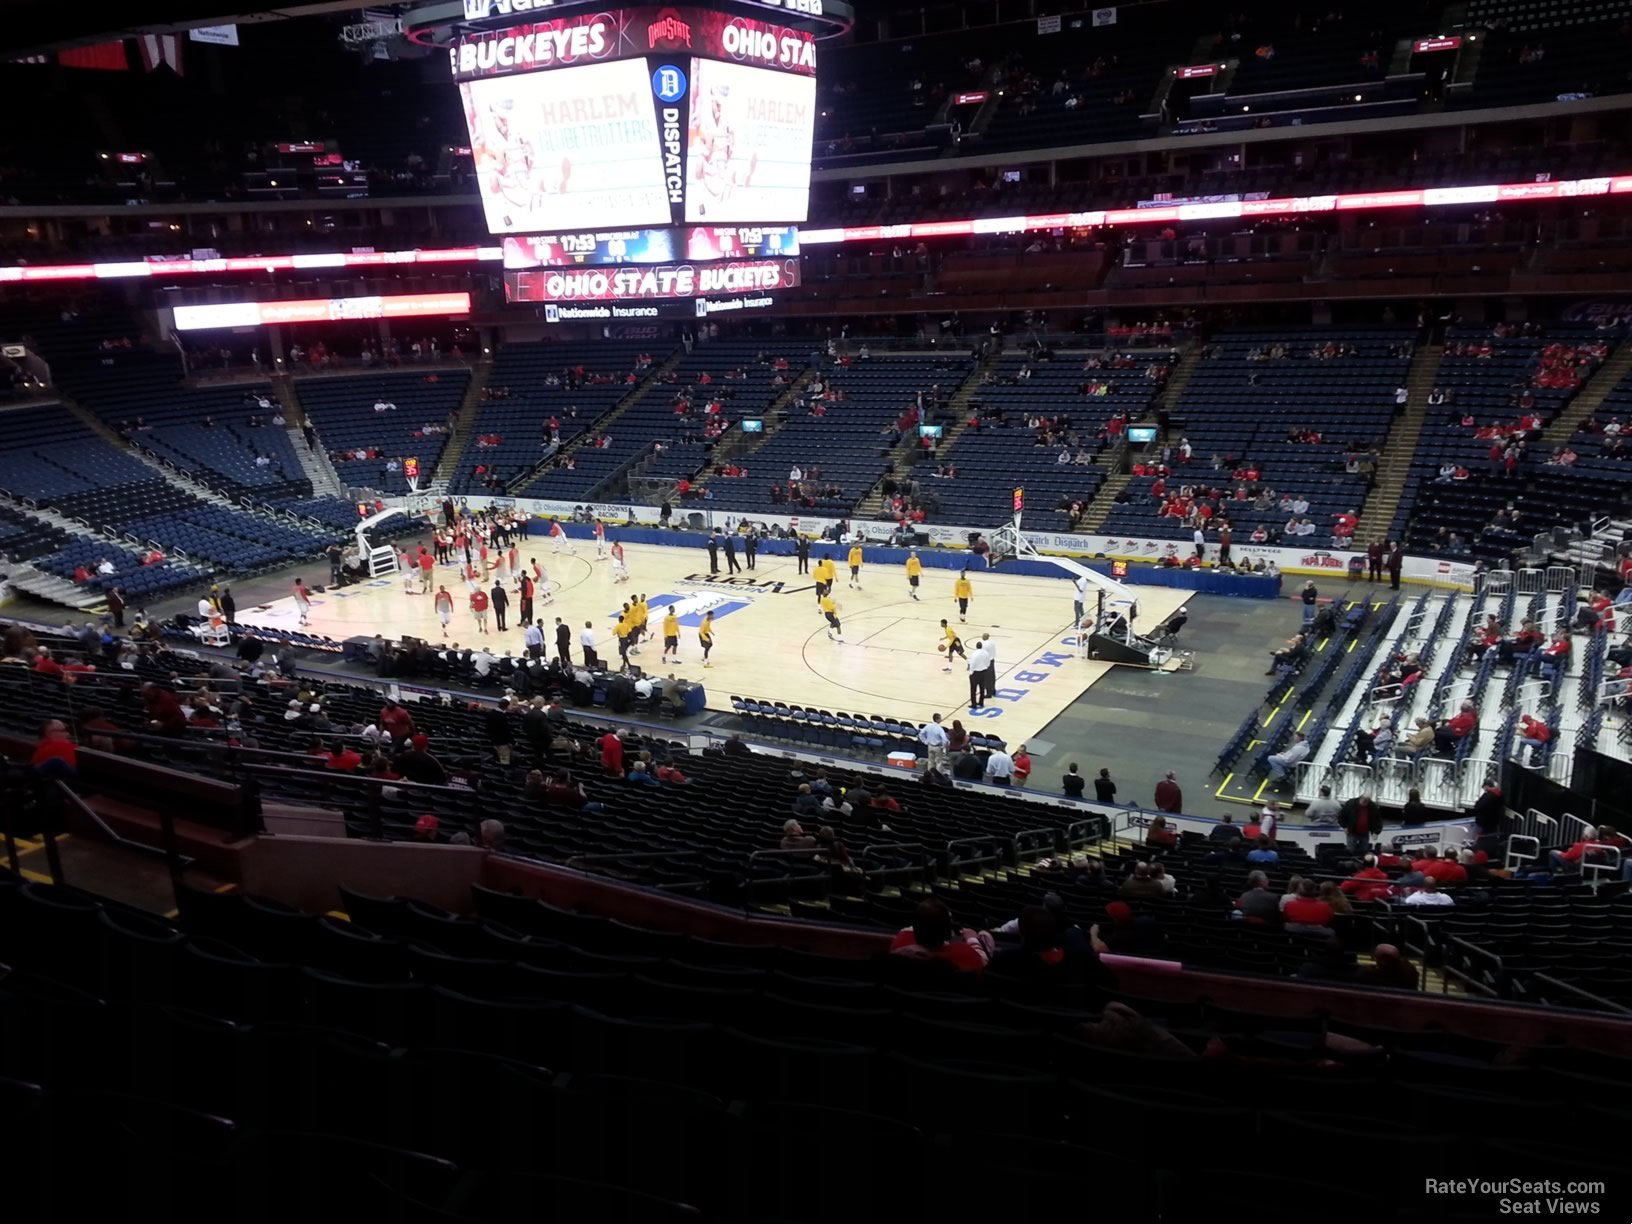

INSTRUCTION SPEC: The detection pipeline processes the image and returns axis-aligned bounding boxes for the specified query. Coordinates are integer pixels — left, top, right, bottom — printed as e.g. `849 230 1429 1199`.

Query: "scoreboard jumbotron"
402 0 850 306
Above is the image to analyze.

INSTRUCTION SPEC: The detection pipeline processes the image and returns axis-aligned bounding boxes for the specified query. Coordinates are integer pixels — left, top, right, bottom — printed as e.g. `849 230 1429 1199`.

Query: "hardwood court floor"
235 541 1190 747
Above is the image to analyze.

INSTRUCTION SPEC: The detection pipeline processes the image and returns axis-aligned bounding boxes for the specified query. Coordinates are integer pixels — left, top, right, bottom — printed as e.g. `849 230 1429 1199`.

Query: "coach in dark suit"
706 530 720 574
555 617 572 665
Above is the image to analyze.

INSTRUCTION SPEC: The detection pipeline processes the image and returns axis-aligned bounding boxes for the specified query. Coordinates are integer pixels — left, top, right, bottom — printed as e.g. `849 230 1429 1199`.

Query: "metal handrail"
946 833 1010 870
1442 934 1505 997
1531 974 1632 1016
857 840 929 861
1063 818 1106 849
1012 825 1060 861
563 849 702 871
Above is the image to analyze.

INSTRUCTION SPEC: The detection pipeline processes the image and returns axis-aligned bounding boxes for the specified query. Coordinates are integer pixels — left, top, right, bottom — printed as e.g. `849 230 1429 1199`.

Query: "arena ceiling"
0 1 372 55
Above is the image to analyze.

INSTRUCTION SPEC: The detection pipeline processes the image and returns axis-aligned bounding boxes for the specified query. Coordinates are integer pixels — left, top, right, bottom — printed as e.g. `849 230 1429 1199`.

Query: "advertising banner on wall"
506 256 799 301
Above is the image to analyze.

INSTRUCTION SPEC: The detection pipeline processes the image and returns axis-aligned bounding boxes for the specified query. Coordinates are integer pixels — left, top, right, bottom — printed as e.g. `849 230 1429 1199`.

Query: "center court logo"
679 573 804 595
652 63 687 102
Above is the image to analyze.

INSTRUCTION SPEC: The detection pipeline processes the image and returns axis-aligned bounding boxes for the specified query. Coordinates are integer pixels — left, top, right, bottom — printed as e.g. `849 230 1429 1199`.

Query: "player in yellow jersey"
938 618 965 672
905 550 922 600
847 543 864 589
814 555 836 601
953 570 973 622
699 610 715 666
661 607 681 664
631 593 649 655
819 593 844 642
614 618 633 670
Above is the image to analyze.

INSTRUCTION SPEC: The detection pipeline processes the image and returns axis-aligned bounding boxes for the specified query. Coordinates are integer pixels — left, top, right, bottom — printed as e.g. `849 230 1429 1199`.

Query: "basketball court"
234 540 1192 747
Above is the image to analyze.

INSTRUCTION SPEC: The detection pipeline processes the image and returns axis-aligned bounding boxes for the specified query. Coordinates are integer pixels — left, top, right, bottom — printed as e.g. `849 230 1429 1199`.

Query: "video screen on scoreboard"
460 59 672 234
684 58 815 224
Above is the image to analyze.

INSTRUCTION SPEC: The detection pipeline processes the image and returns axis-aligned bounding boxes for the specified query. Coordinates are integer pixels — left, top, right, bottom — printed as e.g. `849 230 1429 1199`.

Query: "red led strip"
0 173 1626 283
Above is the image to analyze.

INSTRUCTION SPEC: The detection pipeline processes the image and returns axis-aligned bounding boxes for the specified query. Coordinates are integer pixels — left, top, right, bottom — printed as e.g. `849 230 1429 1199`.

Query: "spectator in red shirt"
142 682 187 736
1154 771 1183 813
1340 855 1393 903
379 698 415 743
889 899 992 972
325 740 364 772
31 719 78 780
1433 700 1478 752
1539 631 1571 687
870 785 902 813
1549 824 1630 875
1517 714 1552 766
1399 845 1466 887
598 728 625 775
1282 879 1335 931
1145 815 1178 849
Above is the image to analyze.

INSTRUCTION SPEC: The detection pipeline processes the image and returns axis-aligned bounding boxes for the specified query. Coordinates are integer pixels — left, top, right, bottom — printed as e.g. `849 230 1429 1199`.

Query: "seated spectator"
1089 901 1164 958
325 739 364 772
1399 845 1467 887
1401 877 1454 907
1354 943 1419 989
31 719 77 780
1340 855 1392 903
1235 870 1280 922
889 899 993 971
1145 815 1178 849
1282 879 1336 932
1120 862 1167 899
1538 631 1571 686
1266 633 1306 674
1208 813 1241 843
1548 824 1630 876
1433 701 1478 752
1517 713 1552 766
1245 835 1279 864
780 819 817 850
1266 731 1308 784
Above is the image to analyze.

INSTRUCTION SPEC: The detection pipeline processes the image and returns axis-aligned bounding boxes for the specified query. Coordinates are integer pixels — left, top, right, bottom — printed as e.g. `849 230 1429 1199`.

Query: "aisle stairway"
3 559 106 610
429 359 493 487
1070 337 1195 534
505 350 686 495
690 369 817 486
1358 344 1441 546
285 426 347 500
59 395 246 512
1156 338 1204 433
852 352 995 521
1075 472 1130 532
276 381 346 499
